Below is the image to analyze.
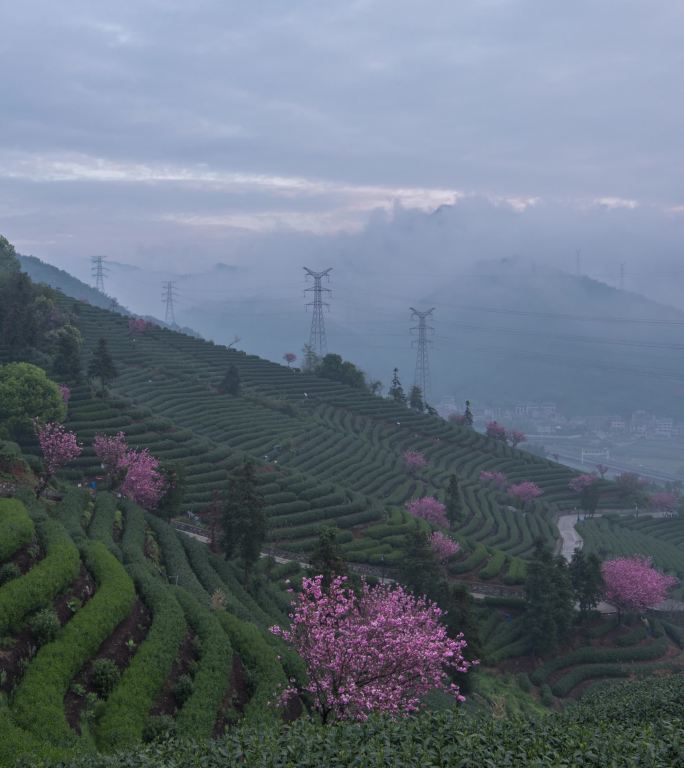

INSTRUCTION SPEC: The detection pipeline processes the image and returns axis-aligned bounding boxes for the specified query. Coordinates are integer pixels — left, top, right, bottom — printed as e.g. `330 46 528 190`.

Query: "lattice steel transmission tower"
161 281 178 325
303 267 332 357
91 256 108 293
410 307 435 401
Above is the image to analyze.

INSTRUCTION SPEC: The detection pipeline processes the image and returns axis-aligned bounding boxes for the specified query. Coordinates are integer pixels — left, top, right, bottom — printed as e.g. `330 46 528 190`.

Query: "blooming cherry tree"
648 491 679 515
58 385 71 404
602 556 677 619
36 422 82 496
93 431 166 508
485 421 507 441
403 450 427 474
568 474 598 493
596 463 609 479
507 481 543 508
507 429 526 448
429 531 460 562
405 497 448 527
480 470 507 489
283 352 297 367
271 575 474 723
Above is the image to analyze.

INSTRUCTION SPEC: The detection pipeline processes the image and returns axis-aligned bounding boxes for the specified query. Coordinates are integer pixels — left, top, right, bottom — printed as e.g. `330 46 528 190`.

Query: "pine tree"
221 461 266 585
399 524 442 598
524 541 574 655
464 400 474 427
87 337 117 395
409 385 424 412
445 474 464 526
218 364 241 396
309 527 348 590
570 548 604 619
388 368 406 405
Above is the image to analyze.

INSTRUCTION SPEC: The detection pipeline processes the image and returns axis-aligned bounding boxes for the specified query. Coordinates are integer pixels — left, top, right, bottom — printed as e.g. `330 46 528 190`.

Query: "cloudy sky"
1 1 683 289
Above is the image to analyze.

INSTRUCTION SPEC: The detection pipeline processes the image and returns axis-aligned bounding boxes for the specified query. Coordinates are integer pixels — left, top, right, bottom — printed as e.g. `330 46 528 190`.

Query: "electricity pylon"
161 281 178 325
303 267 332 358
410 307 434 401
91 256 108 293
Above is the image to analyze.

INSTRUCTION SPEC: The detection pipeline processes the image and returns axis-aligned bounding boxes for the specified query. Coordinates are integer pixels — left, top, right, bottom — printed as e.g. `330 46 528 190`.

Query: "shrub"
91 658 121 698
142 715 176 743
0 562 21 585
172 674 194 706
28 607 60 645
0 498 35 560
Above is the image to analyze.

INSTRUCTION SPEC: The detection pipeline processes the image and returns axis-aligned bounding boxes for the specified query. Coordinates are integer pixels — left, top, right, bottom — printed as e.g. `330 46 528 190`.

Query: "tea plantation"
54 299 587 583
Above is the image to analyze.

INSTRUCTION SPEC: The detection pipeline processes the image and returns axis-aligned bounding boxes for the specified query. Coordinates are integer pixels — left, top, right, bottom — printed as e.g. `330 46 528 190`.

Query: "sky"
1 0 683 305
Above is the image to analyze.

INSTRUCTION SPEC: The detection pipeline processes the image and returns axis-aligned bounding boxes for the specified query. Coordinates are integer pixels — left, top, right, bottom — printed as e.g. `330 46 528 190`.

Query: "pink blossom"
283 352 297 366
405 497 448 527
648 492 679 514
36 422 82 496
485 421 507 441
271 575 474 722
479 470 507 489
596 463 609 478
128 318 152 334
403 450 427 474
507 481 543 506
569 474 598 493
507 429 526 448
38 422 82 476
58 385 71 404
429 532 460 562
602 556 677 615
448 412 467 426
93 431 166 508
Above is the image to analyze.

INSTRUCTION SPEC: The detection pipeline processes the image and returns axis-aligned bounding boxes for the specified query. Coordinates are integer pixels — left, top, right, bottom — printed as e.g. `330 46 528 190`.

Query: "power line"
91 255 109 293
162 281 178 325
303 267 332 359
410 307 434 402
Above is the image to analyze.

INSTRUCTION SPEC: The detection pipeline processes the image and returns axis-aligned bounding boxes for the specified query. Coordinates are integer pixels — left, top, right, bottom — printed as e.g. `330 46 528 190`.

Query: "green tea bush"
0 518 80 634
0 498 35 560
0 562 21 585
95 563 186 751
11 542 135 744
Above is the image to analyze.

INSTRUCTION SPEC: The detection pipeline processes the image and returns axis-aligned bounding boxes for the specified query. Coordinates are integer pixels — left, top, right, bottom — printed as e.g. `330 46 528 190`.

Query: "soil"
64 598 152 732
150 630 200 717
0 563 97 695
213 653 250 737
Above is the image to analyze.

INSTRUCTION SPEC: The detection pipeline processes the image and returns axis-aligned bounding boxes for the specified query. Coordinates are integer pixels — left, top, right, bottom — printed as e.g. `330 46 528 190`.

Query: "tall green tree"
156 463 186 520
52 325 83 384
569 548 604 619
445 474 464 526
218 364 241 396
309 526 348 590
316 354 366 389
221 461 266 585
464 400 474 427
399 524 442 598
409 385 424 412
0 362 66 439
87 338 117 395
524 541 574 655
388 368 406 405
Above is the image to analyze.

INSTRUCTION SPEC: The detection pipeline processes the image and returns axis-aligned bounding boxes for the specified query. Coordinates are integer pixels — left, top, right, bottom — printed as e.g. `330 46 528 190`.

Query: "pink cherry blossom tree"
405 497 448 527
58 385 71 404
479 470 507 489
403 450 427 474
93 431 166 508
283 352 297 367
507 481 543 508
507 429 526 448
602 556 677 621
568 474 597 493
36 422 82 496
271 575 473 723
128 318 152 334
648 491 679 515
486 421 507 441
596 463 609 479
429 531 460 562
